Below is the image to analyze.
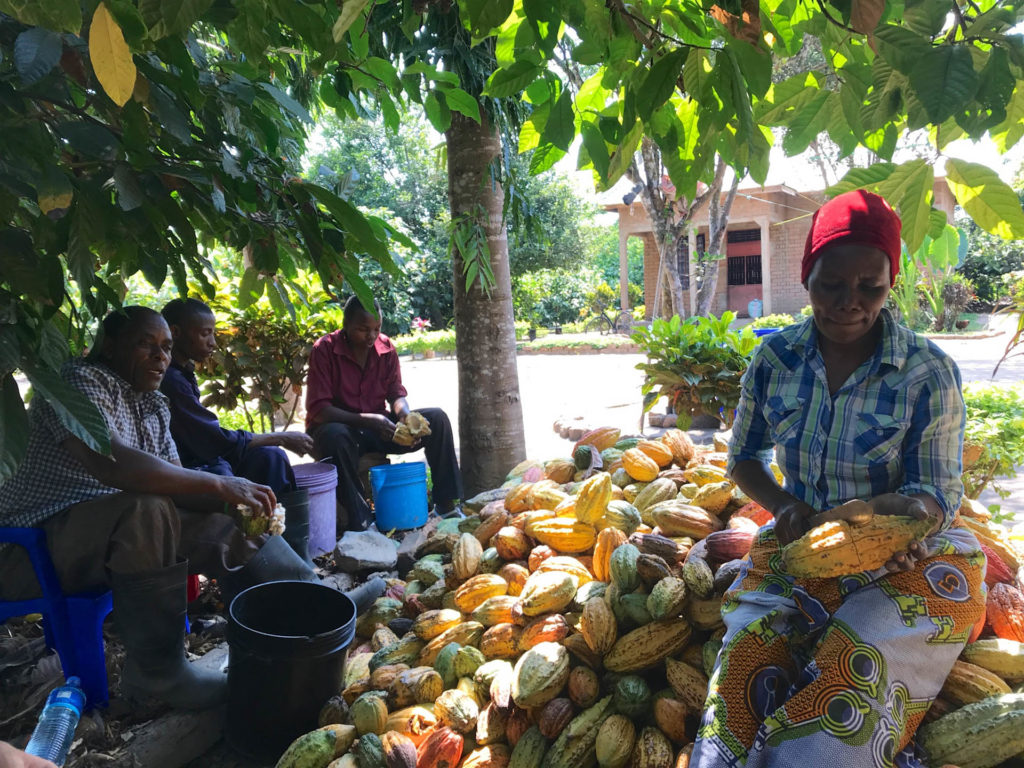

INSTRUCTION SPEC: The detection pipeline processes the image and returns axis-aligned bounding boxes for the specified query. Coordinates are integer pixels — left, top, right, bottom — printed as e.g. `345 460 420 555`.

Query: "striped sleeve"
898 357 965 530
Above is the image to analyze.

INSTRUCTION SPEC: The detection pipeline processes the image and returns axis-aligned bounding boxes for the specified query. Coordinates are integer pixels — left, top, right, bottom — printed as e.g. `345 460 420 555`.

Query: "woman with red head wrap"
691 190 985 768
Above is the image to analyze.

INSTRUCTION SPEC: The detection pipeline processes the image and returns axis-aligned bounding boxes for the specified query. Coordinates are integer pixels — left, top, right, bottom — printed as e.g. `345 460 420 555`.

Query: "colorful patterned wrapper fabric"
692 522 986 768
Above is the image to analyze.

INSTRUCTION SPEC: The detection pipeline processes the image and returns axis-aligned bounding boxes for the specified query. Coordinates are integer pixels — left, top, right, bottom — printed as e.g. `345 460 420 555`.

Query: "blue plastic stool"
0 527 113 708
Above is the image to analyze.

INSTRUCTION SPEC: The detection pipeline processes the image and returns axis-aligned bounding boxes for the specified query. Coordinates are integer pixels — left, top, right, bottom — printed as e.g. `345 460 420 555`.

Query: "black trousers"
308 407 463 531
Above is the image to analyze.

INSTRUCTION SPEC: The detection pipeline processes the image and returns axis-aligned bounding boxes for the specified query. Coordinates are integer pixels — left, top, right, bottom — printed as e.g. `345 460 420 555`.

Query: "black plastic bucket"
225 581 356 761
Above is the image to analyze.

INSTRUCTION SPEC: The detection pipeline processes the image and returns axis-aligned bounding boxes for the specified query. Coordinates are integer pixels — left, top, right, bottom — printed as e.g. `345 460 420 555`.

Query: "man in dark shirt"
160 299 313 496
306 297 462 531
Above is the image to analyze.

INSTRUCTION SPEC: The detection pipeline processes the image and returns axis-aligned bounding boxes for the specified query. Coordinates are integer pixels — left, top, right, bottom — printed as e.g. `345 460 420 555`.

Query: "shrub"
513 268 597 326
962 382 1024 499
633 313 757 428
749 313 796 329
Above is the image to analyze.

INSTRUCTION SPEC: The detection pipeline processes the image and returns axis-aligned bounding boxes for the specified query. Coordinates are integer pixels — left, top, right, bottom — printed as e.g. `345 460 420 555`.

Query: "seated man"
306 296 463 531
0 307 315 711
160 298 313 496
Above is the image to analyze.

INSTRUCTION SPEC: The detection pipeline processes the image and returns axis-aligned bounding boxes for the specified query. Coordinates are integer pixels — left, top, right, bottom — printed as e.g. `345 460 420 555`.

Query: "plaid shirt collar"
783 308 908 375
92 359 169 415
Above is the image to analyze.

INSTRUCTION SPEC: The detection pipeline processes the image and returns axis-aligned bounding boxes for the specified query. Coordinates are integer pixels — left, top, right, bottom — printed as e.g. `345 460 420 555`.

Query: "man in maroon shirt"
305 297 462 530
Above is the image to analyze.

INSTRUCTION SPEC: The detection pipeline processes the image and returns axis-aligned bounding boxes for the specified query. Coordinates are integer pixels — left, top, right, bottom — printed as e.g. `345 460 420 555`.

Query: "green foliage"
962 383 1024 499
392 329 457 357
512 269 597 326
799 305 814 317
633 313 757 428
589 225 645 290
450 205 496 297
749 313 796 329
200 304 321 433
0 0 410 481
956 188 1024 303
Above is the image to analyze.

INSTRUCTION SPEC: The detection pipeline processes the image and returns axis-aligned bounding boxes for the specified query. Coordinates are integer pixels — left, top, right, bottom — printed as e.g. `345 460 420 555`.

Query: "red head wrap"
801 190 902 286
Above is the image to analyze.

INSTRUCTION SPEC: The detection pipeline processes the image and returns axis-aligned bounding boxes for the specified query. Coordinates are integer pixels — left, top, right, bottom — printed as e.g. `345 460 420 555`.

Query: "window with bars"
727 254 763 285
727 228 762 243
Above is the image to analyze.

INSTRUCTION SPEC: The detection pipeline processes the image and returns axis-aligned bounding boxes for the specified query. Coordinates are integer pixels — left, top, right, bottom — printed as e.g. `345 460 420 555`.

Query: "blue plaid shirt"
728 309 965 529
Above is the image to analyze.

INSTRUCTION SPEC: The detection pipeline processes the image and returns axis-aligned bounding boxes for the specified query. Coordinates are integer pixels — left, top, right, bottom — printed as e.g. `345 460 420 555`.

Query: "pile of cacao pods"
277 427 1024 768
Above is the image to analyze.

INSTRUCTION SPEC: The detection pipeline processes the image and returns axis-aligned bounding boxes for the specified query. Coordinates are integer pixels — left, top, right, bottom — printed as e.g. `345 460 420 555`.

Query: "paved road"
400 319 1024 516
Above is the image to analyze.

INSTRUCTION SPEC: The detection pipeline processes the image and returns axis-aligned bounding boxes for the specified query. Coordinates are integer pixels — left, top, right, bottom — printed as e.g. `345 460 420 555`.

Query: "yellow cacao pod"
661 429 696 466
519 570 578 616
576 472 613 525
636 439 674 468
593 527 628 583
782 515 934 578
529 517 597 554
580 597 618 655
454 532 484 581
939 659 1012 705
622 449 660 482
454 574 509 613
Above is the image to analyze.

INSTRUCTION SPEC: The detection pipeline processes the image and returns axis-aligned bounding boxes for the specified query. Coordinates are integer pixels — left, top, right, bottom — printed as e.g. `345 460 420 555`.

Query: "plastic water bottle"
24 676 85 766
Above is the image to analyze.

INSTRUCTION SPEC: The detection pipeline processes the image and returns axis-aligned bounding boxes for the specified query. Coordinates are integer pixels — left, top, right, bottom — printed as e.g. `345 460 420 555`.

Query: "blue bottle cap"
49 677 86 712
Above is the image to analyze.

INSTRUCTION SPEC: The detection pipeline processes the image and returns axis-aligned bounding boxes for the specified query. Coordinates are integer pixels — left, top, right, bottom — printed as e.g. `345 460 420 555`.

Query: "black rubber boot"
221 536 319 606
278 488 314 567
111 560 226 710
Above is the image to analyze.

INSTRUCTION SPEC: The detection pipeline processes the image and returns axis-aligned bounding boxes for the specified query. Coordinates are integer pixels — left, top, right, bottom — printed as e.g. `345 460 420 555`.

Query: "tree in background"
956 171 1024 305
304 114 453 333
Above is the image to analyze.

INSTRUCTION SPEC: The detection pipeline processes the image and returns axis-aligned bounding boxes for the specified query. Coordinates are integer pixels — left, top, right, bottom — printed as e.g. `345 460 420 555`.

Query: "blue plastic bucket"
292 462 339 556
369 462 428 531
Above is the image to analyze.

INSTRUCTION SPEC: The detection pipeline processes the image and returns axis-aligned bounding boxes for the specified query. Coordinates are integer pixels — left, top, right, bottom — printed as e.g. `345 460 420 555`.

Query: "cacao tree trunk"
694 160 738 316
446 111 526 495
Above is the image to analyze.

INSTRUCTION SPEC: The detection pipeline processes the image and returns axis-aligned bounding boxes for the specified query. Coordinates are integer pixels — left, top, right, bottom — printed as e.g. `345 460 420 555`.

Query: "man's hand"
363 413 396 442
216 476 276 517
273 431 314 455
0 742 58 768
773 499 818 547
868 493 938 572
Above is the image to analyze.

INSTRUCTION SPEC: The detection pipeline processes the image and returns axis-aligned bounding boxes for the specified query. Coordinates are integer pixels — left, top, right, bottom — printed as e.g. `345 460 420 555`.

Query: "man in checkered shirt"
0 307 315 711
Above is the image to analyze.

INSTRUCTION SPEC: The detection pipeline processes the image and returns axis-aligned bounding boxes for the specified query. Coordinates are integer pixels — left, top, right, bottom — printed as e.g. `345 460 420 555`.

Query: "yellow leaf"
90 2 136 107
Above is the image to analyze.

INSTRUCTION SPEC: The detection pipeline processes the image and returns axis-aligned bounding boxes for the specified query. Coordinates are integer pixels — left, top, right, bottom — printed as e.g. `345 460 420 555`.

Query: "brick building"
604 179 956 318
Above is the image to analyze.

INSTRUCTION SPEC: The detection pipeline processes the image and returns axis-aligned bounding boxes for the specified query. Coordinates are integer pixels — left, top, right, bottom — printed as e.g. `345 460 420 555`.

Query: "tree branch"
815 0 860 34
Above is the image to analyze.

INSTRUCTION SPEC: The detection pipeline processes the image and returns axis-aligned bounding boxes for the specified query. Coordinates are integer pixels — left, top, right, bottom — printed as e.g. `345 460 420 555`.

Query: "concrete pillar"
757 216 772 316
619 225 629 311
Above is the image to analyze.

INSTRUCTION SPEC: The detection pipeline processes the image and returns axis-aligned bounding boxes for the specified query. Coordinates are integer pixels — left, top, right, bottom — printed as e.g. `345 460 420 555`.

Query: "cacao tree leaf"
878 159 933 253
14 27 62 86
827 163 896 196
540 90 574 151
850 0 884 34
423 90 451 132
258 82 312 124
90 3 137 107
36 165 74 215
0 0 81 33
441 88 481 123
332 0 371 42
23 364 111 456
991 86 1024 152
464 0 514 37
528 142 565 175
635 48 686 122
909 45 978 124
945 159 1024 239
579 121 610 180
112 164 144 211
485 60 542 98
139 0 213 39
